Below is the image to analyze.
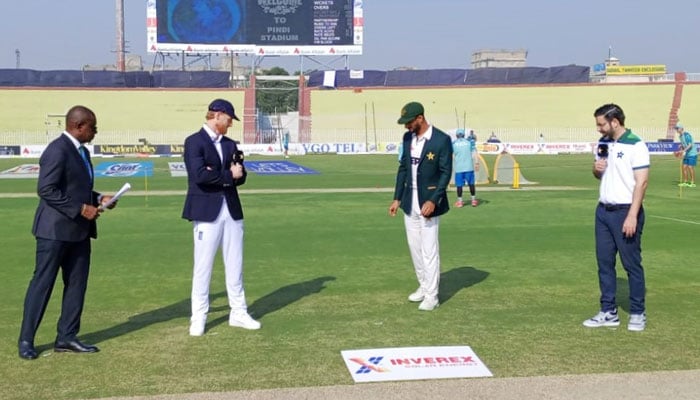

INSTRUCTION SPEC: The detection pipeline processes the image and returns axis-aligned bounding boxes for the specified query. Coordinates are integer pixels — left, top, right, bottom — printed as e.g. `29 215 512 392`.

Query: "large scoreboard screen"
147 0 364 56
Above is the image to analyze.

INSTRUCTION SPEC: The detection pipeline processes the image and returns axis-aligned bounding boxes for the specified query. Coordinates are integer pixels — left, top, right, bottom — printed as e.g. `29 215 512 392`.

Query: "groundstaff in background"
282 131 290 159
18 106 117 360
452 128 480 207
182 99 260 336
675 122 697 187
389 102 453 311
584 103 649 332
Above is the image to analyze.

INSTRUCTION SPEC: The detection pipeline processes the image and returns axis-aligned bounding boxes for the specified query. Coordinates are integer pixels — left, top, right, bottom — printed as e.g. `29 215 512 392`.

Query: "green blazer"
393 126 453 217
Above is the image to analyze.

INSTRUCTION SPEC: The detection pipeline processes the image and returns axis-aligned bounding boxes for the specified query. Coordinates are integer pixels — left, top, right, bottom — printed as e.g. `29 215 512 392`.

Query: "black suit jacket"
393 126 453 217
182 128 247 222
32 134 99 241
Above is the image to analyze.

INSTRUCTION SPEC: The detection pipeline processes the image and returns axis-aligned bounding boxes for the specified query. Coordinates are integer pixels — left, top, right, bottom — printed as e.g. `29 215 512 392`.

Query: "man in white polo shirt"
583 103 650 332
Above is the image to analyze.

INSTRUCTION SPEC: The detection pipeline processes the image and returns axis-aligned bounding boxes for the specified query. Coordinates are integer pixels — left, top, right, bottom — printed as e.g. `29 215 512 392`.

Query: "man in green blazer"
389 102 453 311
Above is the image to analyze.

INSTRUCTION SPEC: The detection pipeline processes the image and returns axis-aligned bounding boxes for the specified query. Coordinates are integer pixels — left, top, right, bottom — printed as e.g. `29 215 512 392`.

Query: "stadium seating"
0 80 696 146
308 84 675 143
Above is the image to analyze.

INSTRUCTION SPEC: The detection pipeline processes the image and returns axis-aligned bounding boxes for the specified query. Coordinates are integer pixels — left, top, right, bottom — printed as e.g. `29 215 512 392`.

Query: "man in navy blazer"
182 99 260 336
389 102 453 311
18 105 116 360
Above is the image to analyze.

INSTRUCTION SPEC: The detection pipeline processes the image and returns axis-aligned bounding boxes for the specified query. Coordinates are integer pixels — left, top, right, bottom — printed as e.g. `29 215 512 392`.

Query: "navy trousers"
594 203 646 314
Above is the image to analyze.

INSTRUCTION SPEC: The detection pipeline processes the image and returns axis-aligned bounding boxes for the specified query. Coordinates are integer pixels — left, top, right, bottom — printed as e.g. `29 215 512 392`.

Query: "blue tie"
79 146 93 181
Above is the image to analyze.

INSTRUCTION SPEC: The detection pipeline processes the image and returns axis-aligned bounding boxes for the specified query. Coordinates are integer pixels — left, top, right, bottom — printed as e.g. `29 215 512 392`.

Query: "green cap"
397 102 424 124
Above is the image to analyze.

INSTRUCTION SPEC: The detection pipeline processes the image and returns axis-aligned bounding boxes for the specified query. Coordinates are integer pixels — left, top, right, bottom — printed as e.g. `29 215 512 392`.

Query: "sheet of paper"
99 182 131 210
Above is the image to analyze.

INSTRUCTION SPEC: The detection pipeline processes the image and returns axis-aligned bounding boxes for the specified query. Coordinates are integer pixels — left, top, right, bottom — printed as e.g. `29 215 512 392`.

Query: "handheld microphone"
233 149 244 165
597 143 609 159
597 137 613 159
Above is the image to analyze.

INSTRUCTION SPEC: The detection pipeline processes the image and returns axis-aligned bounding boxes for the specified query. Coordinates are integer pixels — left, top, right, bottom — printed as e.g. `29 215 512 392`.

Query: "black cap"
208 99 240 121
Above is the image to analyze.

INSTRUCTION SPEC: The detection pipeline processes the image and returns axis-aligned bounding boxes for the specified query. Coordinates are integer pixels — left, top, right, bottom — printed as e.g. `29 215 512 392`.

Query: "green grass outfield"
1 154 699 400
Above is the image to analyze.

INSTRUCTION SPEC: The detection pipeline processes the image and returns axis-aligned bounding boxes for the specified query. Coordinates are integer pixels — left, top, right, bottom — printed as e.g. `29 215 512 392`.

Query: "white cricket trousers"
191 200 247 322
403 189 441 299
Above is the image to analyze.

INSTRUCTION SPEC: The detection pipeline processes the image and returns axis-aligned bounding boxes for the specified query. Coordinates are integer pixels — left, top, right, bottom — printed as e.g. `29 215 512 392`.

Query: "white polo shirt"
597 129 650 205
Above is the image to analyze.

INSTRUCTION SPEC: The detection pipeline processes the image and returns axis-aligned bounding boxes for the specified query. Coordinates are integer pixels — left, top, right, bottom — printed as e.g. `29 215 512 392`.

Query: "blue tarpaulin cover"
0 65 590 88
0 69 230 88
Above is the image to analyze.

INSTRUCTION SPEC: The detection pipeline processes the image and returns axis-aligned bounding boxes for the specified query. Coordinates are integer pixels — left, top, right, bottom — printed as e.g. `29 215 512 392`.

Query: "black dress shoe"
19 341 38 360
54 339 100 353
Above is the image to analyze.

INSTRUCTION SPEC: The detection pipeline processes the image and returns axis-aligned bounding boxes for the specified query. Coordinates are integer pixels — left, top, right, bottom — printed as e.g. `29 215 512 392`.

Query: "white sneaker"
407 288 425 302
582 309 620 328
229 312 261 330
189 319 206 336
628 313 646 332
418 296 439 311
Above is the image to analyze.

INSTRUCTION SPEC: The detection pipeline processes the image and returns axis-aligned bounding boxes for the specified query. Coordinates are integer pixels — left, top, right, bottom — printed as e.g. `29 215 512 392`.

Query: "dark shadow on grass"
73 291 227 346
616 277 630 314
439 266 489 304
249 276 336 318
207 276 337 329
75 277 336 344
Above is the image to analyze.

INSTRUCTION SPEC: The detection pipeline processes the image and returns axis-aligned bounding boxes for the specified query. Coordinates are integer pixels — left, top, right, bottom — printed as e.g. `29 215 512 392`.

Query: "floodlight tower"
15 49 20 69
116 0 125 71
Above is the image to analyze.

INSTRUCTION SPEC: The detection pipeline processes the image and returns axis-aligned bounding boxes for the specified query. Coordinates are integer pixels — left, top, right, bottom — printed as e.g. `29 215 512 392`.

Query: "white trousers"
191 200 247 322
403 190 441 298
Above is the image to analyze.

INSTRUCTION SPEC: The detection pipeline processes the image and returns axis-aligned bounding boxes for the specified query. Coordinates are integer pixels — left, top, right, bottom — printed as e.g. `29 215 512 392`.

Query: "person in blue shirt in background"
467 129 477 143
282 131 290 159
675 122 697 187
452 129 480 207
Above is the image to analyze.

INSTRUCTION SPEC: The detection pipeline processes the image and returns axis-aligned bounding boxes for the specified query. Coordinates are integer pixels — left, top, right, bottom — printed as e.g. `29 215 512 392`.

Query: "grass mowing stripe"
648 214 700 225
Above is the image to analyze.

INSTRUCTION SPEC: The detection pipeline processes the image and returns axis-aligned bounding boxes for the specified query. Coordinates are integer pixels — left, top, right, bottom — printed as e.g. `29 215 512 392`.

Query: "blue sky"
1 0 699 73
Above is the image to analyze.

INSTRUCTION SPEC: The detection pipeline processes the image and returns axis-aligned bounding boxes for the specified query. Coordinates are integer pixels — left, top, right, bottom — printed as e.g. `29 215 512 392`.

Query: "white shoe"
582 309 620 328
408 288 425 302
418 296 439 311
229 312 261 330
628 313 646 332
189 318 206 336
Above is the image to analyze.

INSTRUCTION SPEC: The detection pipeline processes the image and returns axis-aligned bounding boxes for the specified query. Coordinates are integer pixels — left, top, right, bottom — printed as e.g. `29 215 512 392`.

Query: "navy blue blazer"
393 126 453 217
32 134 100 241
182 128 247 222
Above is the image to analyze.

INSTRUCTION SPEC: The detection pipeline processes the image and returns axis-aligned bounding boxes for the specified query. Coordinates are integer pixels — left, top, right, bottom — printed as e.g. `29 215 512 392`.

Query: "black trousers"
19 238 91 343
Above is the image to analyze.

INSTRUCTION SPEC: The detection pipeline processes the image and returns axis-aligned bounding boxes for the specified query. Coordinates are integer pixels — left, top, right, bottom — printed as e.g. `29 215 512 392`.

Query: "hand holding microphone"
230 149 245 179
594 137 612 176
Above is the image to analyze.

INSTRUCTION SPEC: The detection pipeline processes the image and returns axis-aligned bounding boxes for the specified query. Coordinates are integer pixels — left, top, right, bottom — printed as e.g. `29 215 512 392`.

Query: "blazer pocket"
427 186 437 190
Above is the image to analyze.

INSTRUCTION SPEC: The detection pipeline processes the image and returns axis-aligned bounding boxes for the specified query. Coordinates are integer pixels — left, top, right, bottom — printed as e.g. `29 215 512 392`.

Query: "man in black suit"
18 105 116 360
182 99 260 336
389 102 453 311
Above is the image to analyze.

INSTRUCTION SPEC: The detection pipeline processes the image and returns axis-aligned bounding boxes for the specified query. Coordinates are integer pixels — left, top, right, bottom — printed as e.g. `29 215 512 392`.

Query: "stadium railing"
0 126 675 147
